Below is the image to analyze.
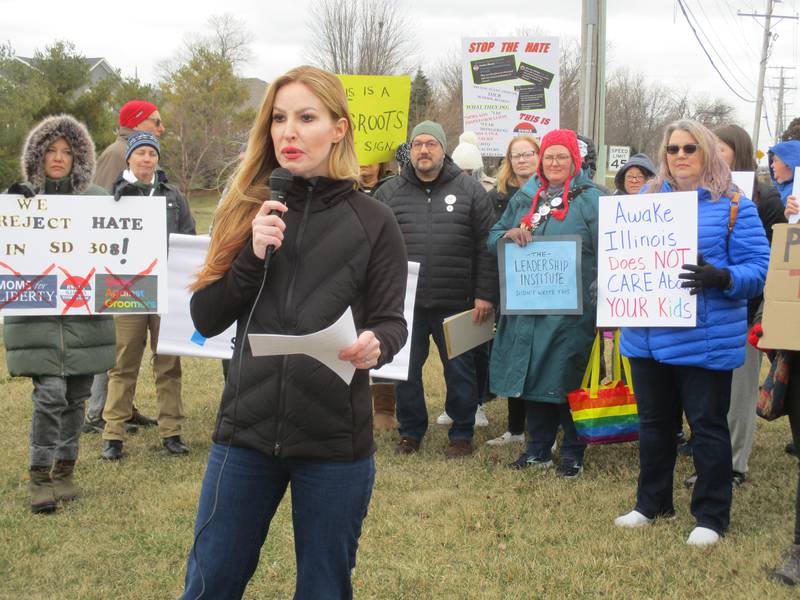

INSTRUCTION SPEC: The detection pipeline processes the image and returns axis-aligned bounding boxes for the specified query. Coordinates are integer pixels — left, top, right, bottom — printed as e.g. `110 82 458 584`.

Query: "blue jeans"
30 375 92 466
629 358 733 534
525 401 585 463
180 444 375 600
396 307 478 441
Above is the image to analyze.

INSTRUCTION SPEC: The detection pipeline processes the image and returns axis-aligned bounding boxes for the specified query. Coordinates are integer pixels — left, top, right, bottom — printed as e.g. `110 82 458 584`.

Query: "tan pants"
102 315 183 440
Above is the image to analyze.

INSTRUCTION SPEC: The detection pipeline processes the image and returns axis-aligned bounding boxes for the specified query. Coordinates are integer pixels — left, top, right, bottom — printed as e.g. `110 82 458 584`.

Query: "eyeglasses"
147 117 163 128
510 151 538 161
411 140 440 150
624 174 645 182
542 154 571 164
665 144 699 155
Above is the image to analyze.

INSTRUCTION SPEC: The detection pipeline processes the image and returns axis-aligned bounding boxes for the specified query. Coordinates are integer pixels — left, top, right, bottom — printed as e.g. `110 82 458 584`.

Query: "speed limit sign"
608 146 630 172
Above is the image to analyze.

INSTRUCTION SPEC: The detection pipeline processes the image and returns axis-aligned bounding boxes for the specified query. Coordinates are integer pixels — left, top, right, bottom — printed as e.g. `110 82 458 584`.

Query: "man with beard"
375 121 497 458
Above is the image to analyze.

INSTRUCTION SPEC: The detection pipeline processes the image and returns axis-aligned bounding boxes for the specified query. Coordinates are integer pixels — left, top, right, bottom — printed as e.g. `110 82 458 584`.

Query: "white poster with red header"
462 37 560 157
0 193 167 316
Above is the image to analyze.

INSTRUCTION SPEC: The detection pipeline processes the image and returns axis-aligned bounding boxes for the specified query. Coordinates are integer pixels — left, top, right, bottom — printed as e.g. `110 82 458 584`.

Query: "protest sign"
498 236 583 315
596 192 697 327
790 167 800 225
759 224 800 350
731 171 755 197
0 193 167 316
370 261 418 382
157 234 235 359
338 74 411 165
157 233 419 381
462 37 559 157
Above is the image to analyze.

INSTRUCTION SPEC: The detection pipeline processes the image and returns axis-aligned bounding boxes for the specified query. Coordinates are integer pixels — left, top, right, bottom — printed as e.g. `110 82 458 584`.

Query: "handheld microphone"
265 168 294 265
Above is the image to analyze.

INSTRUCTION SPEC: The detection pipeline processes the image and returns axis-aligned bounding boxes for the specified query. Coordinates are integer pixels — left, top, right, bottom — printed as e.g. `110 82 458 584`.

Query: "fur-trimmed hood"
21 114 96 193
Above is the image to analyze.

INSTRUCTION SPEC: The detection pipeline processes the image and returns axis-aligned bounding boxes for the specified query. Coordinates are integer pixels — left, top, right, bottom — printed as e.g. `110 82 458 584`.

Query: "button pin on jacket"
444 194 457 205
550 197 563 207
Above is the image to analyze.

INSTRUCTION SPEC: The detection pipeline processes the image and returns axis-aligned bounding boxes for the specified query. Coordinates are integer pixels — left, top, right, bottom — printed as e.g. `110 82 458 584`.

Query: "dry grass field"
0 193 797 599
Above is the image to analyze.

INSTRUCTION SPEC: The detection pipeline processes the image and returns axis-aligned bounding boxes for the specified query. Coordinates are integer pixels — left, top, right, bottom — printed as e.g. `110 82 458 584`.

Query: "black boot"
101 440 123 461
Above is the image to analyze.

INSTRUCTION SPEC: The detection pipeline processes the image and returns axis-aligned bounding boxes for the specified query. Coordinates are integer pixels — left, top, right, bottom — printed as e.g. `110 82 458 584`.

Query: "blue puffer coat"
620 183 770 371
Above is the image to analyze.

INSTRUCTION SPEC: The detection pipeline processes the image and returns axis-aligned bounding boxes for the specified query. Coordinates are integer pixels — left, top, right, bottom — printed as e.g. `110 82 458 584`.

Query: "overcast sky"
2 0 798 153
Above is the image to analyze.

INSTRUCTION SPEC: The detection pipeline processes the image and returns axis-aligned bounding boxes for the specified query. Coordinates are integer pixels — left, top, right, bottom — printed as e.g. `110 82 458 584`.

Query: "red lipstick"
282 146 304 160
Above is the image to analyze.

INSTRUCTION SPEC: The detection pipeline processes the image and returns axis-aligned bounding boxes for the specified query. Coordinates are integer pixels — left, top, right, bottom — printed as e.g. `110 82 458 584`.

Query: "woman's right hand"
785 195 799 219
252 200 288 258
503 227 532 247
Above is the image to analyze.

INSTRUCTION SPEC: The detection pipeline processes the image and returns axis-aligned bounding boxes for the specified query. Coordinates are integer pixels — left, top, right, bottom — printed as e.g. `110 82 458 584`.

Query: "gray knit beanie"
411 120 447 152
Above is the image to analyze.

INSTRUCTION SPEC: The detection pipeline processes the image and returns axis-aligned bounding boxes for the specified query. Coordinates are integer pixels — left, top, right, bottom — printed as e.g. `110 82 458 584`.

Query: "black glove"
114 182 140 202
7 182 36 198
679 256 731 295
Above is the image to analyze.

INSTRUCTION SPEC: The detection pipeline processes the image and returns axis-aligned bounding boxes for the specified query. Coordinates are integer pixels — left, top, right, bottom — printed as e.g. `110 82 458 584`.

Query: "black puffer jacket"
111 170 196 241
747 178 787 322
191 177 408 461
486 184 519 222
375 158 497 310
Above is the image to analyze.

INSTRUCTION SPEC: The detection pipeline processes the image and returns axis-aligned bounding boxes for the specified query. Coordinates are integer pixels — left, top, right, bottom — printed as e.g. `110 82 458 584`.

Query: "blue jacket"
620 183 770 371
768 140 800 204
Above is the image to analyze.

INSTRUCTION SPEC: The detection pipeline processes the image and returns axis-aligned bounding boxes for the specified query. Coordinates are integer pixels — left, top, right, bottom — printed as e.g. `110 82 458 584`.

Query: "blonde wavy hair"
192 65 359 291
647 119 732 201
497 135 540 195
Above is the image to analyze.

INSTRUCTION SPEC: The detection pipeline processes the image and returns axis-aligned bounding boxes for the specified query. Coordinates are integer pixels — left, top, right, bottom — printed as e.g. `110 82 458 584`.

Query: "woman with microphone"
179 66 408 599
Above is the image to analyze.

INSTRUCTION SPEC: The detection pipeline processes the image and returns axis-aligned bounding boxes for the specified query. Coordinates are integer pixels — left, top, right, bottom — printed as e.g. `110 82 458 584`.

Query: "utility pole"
739 0 798 151
578 0 607 186
766 66 796 143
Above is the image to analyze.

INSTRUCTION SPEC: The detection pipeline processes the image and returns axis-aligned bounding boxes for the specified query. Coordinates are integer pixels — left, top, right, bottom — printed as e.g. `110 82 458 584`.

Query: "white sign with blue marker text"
596 192 698 327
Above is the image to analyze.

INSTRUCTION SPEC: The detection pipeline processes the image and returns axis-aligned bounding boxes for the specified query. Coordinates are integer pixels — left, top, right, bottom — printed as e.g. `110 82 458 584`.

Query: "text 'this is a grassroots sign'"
0 194 168 316
337 74 411 165
596 192 698 327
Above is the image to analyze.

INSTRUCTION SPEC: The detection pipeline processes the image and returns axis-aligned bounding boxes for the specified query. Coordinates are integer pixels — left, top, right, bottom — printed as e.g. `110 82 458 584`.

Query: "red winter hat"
119 100 158 128
522 129 582 227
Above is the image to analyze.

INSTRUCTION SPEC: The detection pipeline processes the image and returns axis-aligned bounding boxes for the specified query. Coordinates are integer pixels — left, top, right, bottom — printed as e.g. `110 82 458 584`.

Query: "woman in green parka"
488 129 600 478
4 114 116 513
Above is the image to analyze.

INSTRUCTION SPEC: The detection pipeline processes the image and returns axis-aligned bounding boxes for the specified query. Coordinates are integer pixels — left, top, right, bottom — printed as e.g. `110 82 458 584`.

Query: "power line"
717 0 760 56
676 0 756 102
691 0 756 89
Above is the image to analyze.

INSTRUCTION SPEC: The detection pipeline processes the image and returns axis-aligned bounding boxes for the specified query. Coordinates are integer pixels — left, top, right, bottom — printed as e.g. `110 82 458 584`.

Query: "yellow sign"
337 74 411 165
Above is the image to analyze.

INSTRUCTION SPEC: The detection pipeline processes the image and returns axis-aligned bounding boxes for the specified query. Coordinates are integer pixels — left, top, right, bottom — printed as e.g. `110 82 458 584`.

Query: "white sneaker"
486 431 525 446
475 405 489 427
686 527 720 547
614 510 653 529
436 411 453 425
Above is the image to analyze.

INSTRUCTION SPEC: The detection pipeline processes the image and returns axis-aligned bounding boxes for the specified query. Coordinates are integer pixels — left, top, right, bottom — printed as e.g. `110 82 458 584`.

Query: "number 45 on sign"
608 145 630 172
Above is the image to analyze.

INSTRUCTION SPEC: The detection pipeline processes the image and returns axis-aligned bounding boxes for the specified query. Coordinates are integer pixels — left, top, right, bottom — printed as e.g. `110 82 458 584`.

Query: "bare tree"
159 13 253 77
307 0 414 75
559 38 582 132
158 16 254 195
205 14 254 68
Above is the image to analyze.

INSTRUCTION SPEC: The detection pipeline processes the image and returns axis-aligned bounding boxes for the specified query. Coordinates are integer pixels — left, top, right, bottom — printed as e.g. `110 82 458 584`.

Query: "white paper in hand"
248 307 358 384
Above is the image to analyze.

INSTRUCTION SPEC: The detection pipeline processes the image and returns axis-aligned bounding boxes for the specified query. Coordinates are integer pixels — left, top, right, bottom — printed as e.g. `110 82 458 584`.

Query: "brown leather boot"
52 460 79 502
29 466 57 514
371 383 397 431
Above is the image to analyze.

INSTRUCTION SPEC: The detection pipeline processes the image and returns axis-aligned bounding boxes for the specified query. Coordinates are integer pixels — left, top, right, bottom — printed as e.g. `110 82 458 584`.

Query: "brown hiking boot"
773 544 800 585
51 460 79 502
29 466 57 514
372 383 397 431
445 439 473 459
395 437 420 455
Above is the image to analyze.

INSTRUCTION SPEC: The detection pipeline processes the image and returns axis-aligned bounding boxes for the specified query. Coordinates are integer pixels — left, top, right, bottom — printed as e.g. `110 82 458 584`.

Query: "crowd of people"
5 63 800 597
